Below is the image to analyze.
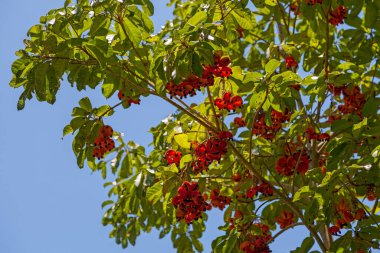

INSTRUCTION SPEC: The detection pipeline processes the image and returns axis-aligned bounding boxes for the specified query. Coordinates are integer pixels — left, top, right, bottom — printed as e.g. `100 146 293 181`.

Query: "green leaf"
79 97 92 112
293 186 311 202
174 134 190 149
352 117 367 135
84 43 107 67
89 15 110 36
365 1 378 28
101 200 114 209
180 154 192 168
119 153 131 178
187 11 207 27
265 0 276 6
146 182 162 204
102 82 116 98
122 17 142 48
265 59 280 76
63 125 74 137
231 10 254 30
94 105 113 117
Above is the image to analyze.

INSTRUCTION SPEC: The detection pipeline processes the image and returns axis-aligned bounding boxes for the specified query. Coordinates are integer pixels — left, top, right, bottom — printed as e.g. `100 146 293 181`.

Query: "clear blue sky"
0 1 311 252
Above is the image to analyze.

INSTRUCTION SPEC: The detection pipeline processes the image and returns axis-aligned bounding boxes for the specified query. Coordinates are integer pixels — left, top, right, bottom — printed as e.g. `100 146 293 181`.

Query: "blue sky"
0 1 312 252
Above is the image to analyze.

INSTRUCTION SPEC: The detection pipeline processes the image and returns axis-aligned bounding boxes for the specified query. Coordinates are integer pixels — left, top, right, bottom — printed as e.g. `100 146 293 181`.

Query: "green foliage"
10 0 380 252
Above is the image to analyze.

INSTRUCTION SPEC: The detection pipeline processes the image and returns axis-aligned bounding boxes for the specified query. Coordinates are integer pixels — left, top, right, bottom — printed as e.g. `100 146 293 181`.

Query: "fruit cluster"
172 181 212 224
329 5 348 26
214 92 243 112
366 184 378 201
211 53 233 78
117 90 141 105
285 56 298 69
165 149 182 166
275 152 309 176
192 131 233 174
234 116 247 128
210 189 231 210
252 109 291 140
166 74 202 99
93 125 115 160
328 199 367 236
166 53 232 99
305 127 330 141
244 182 274 199
338 86 366 117
239 224 272 253
276 211 294 229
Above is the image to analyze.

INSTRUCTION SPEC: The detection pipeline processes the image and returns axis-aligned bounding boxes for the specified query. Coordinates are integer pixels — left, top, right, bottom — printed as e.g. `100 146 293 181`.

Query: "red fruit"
329 5 348 26
285 56 298 68
276 211 294 229
234 117 246 127
231 95 243 108
219 66 232 78
117 90 125 100
219 57 231 67
328 225 341 236
232 173 242 182
354 208 366 221
218 131 233 140
165 149 182 166
100 125 113 138
214 98 225 110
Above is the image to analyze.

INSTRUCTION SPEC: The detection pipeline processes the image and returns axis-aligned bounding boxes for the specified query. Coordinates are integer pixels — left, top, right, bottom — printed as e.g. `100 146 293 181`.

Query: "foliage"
9 0 380 252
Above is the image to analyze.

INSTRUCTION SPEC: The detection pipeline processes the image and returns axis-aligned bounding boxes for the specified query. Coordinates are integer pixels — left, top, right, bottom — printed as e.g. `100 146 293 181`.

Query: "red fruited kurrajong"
165 149 182 166
172 181 212 224
210 189 231 210
329 5 348 26
234 117 246 127
214 92 243 112
276 211 295 229
93 125 115 160
285 55 298 69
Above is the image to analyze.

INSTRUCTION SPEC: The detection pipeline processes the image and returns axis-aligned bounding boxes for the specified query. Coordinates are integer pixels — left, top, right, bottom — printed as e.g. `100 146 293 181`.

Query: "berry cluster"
275 152 309 176
305 127 330 141
93 125 115 159
117 90 141 105
239 224 272 253
234 116 247 128
276 211 294 229
210 189 231 210
166 74 202 99
285 56 298 69
214 92 243 111
329 5 348 26
366 185 378 201
252 109 291 140
166 54 232 99
165 149 182 166
211 53 233 78
290 1 300 15
328 199 367 236
172 181 211 224
192 131 233 174
244 182 274 199
338 86 366 117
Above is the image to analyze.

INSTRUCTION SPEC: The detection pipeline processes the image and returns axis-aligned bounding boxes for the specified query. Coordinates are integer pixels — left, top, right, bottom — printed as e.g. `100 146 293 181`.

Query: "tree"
9 0 380 252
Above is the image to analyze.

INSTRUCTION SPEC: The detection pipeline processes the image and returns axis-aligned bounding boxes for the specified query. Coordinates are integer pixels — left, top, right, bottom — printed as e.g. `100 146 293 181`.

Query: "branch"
266 222 303 243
